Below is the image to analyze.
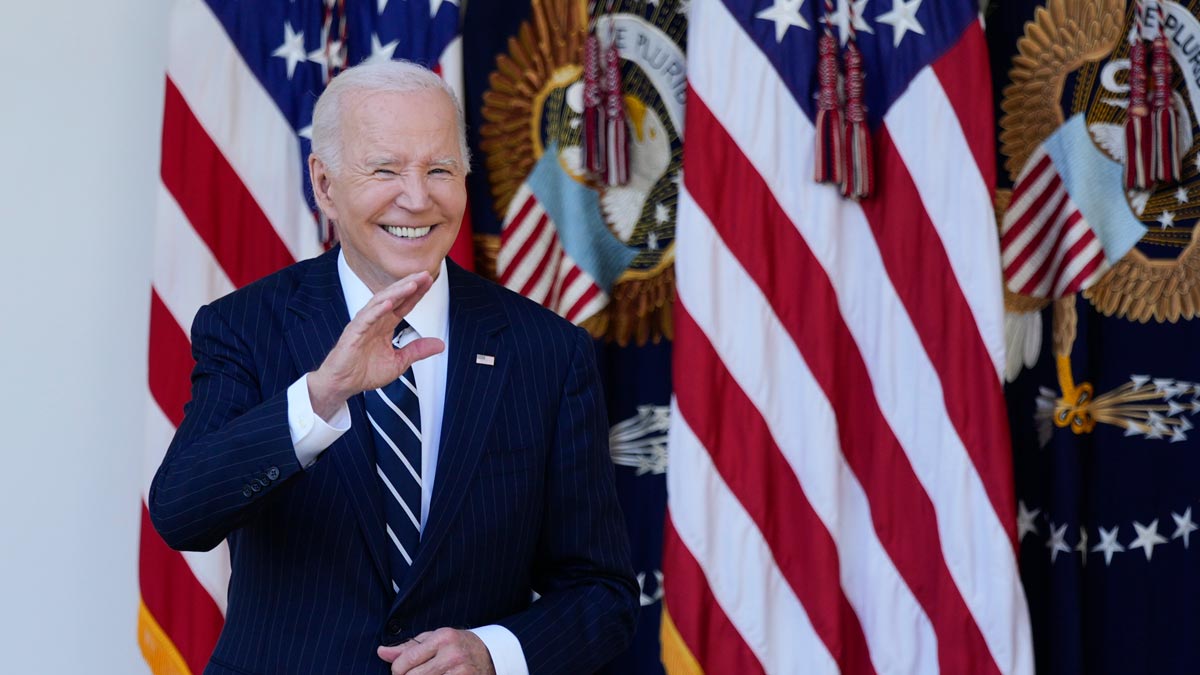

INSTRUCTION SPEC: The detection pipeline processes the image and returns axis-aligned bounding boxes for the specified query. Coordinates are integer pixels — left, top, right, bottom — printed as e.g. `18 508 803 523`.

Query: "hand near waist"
378 628 497 675
308 271 445 420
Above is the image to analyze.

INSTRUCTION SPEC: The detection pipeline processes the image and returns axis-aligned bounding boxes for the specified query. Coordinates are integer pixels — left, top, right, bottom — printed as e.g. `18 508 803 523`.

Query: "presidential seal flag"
663 0 1034 672
462 1 684 671
997 1 1200 673
140 1 464 671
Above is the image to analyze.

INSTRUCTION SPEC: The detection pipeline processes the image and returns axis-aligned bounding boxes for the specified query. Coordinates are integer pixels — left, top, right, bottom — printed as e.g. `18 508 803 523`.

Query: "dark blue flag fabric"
462 2 687 672
992 1 1200 672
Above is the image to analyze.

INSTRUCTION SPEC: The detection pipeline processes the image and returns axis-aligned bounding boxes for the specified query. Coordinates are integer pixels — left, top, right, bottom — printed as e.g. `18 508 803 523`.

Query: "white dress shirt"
283 251 528 675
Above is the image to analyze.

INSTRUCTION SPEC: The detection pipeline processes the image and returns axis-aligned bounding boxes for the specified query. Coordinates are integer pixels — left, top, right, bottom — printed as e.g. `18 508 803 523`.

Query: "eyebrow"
363 156 462 169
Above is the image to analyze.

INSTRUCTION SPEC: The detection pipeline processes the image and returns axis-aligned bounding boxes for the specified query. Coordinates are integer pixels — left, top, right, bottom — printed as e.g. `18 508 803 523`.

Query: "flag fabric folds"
663 0 1034 673
140 1 462 672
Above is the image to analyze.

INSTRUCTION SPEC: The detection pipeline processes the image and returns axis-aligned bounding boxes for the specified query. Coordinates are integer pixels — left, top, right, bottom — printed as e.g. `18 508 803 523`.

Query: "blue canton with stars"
203 0 459 209
733 0 972 127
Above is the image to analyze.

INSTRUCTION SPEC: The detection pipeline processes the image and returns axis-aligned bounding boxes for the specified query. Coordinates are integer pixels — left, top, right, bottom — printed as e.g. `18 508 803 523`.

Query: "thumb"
377 643 406 663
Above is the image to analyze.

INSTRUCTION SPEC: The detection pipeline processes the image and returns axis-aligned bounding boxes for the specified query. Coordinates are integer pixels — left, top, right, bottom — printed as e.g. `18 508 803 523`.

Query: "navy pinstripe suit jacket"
149 247 638 675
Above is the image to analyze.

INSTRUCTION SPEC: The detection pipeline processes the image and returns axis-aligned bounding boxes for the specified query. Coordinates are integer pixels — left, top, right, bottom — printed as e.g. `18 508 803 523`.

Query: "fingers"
380 628 487 675
352 272 434 335
374 272 435 318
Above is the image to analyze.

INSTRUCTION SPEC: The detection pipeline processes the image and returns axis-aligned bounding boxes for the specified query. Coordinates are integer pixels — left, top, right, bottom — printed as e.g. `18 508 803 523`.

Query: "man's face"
310 87 467 291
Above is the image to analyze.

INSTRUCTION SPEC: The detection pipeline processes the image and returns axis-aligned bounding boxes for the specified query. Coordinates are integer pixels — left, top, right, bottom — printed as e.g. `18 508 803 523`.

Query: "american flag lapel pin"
476 354 496 366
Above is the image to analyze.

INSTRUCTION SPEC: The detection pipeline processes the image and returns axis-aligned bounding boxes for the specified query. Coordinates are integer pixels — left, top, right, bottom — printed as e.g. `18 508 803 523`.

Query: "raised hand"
308 271 445 420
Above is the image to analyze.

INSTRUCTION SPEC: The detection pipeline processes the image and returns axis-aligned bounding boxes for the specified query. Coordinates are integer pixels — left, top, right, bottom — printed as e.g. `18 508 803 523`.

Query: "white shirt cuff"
468 624 528 675
287 373 350 468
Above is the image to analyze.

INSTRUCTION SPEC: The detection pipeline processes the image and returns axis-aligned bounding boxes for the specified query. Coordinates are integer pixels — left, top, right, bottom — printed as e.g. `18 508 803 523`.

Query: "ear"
308 154 341 221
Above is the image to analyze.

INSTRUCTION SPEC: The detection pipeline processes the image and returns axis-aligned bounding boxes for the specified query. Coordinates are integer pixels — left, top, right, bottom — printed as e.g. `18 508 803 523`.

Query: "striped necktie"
366 321 423 593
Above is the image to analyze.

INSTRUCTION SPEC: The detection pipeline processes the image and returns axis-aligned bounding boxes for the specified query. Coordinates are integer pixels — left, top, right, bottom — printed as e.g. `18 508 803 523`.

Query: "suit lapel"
397 262 511 602
284 247 389 587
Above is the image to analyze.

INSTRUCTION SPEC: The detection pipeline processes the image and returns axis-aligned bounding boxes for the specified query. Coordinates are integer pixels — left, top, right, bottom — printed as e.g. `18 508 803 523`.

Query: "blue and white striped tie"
366 321 423 593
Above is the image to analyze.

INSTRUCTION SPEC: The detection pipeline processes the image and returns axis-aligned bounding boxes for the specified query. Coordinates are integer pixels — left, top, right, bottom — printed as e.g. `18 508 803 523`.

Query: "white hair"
310 60 471 175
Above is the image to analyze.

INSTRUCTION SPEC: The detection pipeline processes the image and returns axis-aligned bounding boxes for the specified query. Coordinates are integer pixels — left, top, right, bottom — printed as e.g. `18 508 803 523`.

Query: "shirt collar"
337 249 449 342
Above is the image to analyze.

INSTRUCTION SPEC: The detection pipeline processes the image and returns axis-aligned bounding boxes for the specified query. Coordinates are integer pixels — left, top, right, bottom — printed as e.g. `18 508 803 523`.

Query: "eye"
429 167 451 176
374 168 396 176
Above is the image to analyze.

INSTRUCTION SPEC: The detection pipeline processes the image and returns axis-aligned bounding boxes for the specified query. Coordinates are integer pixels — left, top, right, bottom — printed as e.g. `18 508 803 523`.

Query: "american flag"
138 1 463 672
661 0 1035 673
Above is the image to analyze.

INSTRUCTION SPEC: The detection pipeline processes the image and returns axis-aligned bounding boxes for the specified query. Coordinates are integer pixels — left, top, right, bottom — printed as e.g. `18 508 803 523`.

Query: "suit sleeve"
148 302 305 552
496 327 640 674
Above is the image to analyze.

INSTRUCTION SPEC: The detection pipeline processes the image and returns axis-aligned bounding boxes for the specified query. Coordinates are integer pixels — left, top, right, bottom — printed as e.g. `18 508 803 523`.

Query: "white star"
272 22 307 80
430 0 460 18
1194 153 1200 173
1176 185 1190 204
820 0 874 46
1159 210 1176 229
755 0 811 43
1091 525 1125 566
1017 501 1040 542
647 230 660 250
877 0 924 48
1173 508 1198 548
1046 521 1071 563
365 33 400 65
1076 527 1089 566
655 203 670 225
1129 519 1168 561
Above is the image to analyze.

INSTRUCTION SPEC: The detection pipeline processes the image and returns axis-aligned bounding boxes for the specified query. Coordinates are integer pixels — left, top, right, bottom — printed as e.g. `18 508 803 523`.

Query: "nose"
393 175 433 211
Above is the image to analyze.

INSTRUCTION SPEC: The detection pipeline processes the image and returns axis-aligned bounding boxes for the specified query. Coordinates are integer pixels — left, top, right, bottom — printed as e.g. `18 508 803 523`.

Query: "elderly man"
149 60 638 675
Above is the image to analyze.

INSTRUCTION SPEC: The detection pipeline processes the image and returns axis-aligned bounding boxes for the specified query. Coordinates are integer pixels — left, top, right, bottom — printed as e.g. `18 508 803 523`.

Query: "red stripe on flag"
674 304 877 675
565 283 602 323
662 517 765 675
931 21 996 189
139 504 222 674
1002 172 1063 250
160 77 296 288
518 232 560 299
1005 153 1052 219
1044 222 1096 295
1003 189 1071 279
685 93 1002 675
148 289 194 428
863 128 1018 546
1061 248 1106 296
499 213 550 286
1018 210 1084 295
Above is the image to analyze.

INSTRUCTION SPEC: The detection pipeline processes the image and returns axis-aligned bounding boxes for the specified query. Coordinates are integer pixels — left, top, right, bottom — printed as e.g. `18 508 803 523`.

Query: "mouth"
380 224 434 239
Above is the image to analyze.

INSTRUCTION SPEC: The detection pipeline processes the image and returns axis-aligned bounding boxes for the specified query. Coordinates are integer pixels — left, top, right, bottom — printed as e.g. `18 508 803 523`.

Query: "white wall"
0 1 169 673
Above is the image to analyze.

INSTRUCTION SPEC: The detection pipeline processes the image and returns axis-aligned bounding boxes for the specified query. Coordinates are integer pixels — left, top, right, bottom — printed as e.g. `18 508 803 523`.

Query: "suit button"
242 486 253 498
250 482 262 493
267 466 280 480
386 619 403 635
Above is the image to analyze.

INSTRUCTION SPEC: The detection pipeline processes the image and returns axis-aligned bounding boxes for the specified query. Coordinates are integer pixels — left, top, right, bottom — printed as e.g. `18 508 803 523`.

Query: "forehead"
339 88 459 161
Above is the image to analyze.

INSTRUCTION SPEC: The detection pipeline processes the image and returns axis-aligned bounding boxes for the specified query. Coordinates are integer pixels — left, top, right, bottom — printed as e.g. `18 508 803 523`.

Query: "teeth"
384 225 432 238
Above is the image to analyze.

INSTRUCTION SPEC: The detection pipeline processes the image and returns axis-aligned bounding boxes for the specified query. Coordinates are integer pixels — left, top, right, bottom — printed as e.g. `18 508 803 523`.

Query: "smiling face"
309 87 467 292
